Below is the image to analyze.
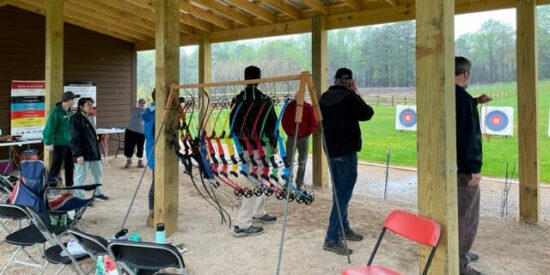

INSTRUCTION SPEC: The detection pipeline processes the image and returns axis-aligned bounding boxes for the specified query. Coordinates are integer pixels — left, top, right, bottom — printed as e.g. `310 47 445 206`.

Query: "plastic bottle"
155 223 165 244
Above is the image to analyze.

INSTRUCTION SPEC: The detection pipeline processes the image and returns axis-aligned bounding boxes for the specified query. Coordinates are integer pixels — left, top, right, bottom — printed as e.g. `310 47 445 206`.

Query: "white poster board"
395 105 417 131
480 106 514 136
64 81 96 124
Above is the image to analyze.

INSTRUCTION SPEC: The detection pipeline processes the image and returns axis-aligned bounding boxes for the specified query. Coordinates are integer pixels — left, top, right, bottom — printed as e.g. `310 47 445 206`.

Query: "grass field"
359 80 550 182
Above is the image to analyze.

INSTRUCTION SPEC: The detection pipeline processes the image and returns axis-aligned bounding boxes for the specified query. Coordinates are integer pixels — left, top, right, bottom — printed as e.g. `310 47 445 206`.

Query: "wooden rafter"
300 0 327 15
180 0 232 29
261 0 302 20
339 0 362 10
12 0 138 42
190 0 253 27
223 0 276 24
180 13 213 32
384 0 397 6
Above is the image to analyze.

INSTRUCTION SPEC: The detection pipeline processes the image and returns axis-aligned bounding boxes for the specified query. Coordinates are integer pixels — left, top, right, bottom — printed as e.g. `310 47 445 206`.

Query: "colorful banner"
395 105 417 131
10 81 45 139
64 81 97 123
480 106 514 136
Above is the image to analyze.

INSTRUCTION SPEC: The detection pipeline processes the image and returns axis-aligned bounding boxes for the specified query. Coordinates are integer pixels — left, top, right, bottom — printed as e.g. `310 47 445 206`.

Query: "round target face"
399 108 417 128
485 110 509 131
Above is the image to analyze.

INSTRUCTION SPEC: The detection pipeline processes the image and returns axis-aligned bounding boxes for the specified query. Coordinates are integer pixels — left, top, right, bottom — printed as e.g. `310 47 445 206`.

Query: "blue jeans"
325 153 358 243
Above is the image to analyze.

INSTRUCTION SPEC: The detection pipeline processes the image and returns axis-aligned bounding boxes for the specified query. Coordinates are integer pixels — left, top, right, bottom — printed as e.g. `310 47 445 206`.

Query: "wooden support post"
44 0 64 168
154 0 180 236
311 16 328 189
416 0 459 274
199 33 212 133
517 0 540 224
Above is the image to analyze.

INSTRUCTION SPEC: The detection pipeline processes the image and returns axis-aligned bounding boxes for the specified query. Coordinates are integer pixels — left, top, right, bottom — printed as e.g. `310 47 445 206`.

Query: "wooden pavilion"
1 0 547 273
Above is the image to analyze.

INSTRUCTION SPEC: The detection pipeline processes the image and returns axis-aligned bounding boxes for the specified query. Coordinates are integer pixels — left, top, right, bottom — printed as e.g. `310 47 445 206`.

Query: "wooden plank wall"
0 5 136 159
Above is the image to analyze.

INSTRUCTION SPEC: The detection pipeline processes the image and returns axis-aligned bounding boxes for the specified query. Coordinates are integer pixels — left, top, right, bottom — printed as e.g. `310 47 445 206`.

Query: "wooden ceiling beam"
300 0 328 15
12 0 139 42
339 0 362 10
261 0 302 20
384 0 397 7
124 0 203 34
180 13 213 32
223 0 276 24
179 0 232 29
190 0 253 27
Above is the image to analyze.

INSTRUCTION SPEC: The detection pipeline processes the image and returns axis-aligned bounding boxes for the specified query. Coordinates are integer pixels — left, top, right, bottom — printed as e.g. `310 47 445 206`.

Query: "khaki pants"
457 173 480 273
235 149 267 229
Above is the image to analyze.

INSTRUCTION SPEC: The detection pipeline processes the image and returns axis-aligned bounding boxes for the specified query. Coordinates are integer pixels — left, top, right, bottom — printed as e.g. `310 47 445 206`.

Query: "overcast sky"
455 8 516 38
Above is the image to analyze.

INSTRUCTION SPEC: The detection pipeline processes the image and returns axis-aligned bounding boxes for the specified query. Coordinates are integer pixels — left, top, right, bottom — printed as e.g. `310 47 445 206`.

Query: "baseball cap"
138 98 146 103
62 91 80 102
334 68 353 80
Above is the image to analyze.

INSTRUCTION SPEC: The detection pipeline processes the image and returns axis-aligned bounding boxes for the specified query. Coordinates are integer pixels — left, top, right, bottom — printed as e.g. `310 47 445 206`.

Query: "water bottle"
155 223 165 244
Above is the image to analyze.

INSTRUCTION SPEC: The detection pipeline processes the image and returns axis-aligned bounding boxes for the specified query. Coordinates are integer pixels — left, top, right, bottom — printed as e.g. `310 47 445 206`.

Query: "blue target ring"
399 109 417 128
485 110 509 131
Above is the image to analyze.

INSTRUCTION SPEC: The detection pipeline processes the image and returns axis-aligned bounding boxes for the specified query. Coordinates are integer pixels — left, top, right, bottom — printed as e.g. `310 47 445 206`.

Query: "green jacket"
42 102 72 146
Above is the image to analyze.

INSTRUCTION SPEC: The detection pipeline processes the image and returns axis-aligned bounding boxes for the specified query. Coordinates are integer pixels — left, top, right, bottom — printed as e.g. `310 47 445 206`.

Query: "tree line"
137 6 550 98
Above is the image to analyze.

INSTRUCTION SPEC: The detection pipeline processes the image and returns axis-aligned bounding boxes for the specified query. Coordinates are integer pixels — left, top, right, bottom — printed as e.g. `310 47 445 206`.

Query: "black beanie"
334 68 353 80
244 66 261 80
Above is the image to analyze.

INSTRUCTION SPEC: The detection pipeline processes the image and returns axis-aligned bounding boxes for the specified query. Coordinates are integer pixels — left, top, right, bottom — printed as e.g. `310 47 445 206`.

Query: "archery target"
395 105 417 131
480 106 514 136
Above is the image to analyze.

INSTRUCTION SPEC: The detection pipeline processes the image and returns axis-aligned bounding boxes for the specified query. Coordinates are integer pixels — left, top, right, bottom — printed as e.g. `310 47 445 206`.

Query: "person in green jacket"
42 91 80 187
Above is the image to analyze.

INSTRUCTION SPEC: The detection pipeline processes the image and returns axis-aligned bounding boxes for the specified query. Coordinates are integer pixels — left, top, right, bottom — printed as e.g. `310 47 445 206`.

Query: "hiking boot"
94 194 109 201
233 225 264 238
253 214 277 224
468 251 479 262
339 229 364 241
323 240 353 255
146 213 154 227
124 158 132 168
461 265 485 275
137 159 145 168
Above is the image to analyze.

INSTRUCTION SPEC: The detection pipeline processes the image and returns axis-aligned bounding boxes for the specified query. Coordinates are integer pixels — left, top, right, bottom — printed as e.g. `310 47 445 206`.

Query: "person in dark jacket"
124 98 147 168
70 97 108 200
320 68 374 256
42 91 79 186
455 56 491 275
230 66 278 238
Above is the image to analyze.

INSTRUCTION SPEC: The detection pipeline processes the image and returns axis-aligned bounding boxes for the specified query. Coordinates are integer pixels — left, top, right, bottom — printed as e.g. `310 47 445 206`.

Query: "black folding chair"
25 206 89 275
68 228 110 265
45 183 101 229
0 174 16 234
108 240 187 275
0 203 46 275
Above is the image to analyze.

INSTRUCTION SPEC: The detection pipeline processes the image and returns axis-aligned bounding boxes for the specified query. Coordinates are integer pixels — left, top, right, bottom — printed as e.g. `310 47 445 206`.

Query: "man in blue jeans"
320 68 374 255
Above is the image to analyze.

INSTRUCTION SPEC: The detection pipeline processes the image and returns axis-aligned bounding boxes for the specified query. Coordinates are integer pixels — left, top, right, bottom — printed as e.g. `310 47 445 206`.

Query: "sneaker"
146 213 154 227
253 214 277 224
233 225 264 238
94 194 109 201
137 160 145 168
339 229 364 241
323 240 353 255
124 159 132 169
461 265 485 275
296 184 304 191
468 251 479 262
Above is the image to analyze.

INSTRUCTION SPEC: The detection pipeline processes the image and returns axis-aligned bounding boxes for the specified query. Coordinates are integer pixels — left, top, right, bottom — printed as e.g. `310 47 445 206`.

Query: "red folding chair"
342 210 441 275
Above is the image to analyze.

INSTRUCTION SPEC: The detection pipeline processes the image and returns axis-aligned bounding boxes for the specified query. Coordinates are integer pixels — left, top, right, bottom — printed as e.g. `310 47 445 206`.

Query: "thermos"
155 223 165 244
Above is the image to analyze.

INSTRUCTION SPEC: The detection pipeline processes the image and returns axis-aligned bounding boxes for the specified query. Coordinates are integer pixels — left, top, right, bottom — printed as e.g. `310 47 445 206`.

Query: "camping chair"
25 206 89 275
0 203 47 275
68 228 110 265
342 210 441 275
0 174 18 234
108 240 187 275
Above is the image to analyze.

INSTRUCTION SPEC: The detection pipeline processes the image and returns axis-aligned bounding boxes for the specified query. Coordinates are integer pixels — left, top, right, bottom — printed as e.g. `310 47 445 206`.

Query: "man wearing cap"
70 97 109 201
320 68 374 255
123 98 147 168
43 91 80 187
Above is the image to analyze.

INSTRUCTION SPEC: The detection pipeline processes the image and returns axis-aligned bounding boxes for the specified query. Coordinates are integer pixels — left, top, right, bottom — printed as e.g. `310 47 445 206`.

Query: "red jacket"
282 100 318 139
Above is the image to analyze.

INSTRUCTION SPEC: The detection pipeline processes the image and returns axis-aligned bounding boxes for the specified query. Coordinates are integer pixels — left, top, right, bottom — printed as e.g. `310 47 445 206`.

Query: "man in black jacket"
230 66 278 238
320 68 374 255
70 97 109 201
455 57 490 275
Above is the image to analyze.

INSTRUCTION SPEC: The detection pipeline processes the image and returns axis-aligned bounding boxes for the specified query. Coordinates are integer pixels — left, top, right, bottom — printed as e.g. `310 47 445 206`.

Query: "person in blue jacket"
142 89 156 227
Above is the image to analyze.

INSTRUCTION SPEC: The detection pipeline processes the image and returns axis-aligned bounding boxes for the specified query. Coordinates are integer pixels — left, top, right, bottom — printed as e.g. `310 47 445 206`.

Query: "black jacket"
456 84 482 174
320 85 374 158
230 86 278 149
70 111 101 162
